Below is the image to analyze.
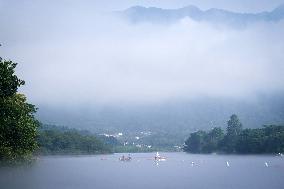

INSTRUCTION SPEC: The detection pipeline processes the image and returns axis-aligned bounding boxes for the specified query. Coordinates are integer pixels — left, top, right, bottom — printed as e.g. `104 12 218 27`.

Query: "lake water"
1 153 284 189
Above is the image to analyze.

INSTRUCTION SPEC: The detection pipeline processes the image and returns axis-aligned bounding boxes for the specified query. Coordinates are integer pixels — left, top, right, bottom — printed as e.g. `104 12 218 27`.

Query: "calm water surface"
1 153 284 189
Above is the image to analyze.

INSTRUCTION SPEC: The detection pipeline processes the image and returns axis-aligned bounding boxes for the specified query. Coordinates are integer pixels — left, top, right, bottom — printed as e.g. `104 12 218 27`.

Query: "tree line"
38 124 112 155
183 114 284 154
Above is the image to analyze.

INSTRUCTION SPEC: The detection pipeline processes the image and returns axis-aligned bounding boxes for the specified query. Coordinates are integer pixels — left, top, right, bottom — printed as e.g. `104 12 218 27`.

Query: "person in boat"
155 152 160 160
154 152 166 161
120 155 125 161
120 154 132 161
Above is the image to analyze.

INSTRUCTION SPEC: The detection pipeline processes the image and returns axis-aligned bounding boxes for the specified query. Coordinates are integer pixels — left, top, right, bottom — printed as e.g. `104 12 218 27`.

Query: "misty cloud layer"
1 1 284 107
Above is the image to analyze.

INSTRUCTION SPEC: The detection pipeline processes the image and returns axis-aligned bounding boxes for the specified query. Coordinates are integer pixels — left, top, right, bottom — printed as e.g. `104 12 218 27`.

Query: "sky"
2 0 283 12
0 0 284 107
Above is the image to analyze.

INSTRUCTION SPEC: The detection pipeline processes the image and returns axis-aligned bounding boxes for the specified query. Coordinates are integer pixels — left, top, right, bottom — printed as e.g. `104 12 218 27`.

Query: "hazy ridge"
37 94 284 133
120 4 284 27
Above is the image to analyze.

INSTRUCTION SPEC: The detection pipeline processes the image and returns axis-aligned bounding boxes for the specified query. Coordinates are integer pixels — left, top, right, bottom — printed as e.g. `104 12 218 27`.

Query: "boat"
154 152 166 161
119 154 132 161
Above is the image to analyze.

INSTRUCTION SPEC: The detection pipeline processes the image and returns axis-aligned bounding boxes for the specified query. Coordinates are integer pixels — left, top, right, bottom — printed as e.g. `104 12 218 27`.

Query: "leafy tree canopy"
0 58 38 164
0 58 25 98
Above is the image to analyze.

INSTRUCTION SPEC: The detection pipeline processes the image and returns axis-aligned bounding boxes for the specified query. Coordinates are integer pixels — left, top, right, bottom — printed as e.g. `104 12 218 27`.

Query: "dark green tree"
0 58 38 164
236 128 265 153
0 59 25 98
203 127 224 153
222 114 243 153
227 114 242 136
263 125 284 153
184 130 207 153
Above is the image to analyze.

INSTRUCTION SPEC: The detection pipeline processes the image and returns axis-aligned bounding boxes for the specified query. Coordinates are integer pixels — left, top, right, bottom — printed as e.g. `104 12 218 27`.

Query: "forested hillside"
38 125 113 155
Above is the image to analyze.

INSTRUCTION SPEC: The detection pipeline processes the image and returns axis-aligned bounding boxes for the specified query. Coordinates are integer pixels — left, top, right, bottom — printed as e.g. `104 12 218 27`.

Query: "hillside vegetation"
184 114 284 154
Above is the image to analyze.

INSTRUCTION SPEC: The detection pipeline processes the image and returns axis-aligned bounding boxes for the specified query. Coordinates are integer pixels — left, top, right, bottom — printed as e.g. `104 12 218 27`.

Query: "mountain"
118 4 284 27
36 94 284 134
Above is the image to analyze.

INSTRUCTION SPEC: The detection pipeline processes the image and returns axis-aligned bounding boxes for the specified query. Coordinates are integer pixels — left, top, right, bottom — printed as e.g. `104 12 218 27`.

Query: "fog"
1 0 284 108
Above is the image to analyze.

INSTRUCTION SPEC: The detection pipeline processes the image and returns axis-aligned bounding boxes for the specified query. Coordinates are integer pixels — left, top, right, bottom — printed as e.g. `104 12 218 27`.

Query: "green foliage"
227 114 242 136
236 128 265 153
184 114 284 154
0 59 25 98
203 127 224 153
222 114 243 153
235 125 284 153
38 125 112 154
184 128 224 153
184 130 207 153
262 125 284 153
0 58 38 164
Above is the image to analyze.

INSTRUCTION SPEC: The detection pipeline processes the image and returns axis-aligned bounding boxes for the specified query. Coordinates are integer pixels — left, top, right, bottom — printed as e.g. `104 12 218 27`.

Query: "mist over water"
1 153 284 189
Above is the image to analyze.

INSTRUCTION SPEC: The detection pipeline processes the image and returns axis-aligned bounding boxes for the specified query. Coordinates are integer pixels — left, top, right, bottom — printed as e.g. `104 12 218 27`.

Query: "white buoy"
191 161 194 166
265 162 268 167
226 161 230 167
